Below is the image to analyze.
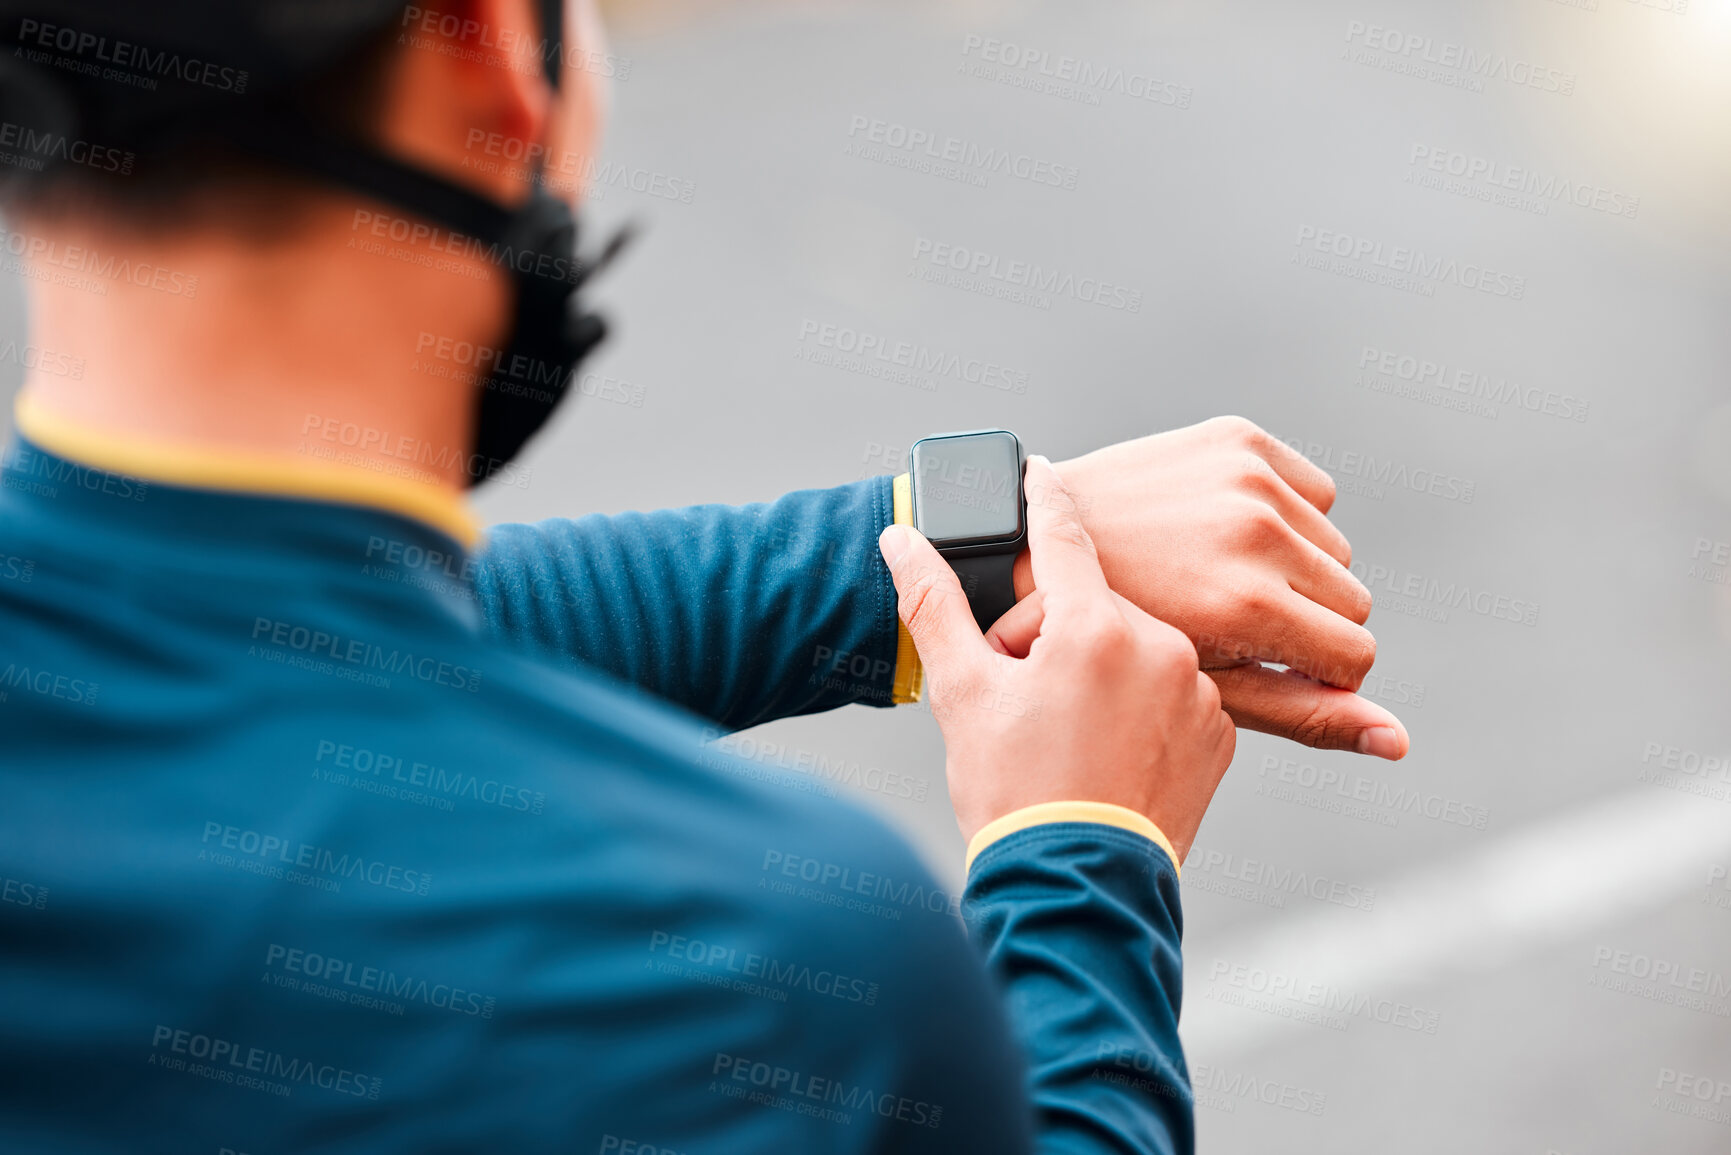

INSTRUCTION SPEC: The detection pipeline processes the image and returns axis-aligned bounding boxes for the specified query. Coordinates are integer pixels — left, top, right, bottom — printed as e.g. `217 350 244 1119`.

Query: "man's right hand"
878 456 1235 862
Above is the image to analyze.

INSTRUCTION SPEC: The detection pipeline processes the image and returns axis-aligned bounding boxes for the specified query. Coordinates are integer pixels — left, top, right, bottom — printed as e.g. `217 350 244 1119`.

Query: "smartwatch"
908 429 1028 631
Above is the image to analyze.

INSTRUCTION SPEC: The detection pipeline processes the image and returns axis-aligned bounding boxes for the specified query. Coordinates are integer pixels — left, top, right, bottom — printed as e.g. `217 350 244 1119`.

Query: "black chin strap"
230 112 627 489
248 118 519 245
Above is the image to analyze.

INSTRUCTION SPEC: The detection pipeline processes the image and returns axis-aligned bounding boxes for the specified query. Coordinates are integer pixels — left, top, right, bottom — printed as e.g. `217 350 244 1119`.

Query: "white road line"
1179 786 1731 1058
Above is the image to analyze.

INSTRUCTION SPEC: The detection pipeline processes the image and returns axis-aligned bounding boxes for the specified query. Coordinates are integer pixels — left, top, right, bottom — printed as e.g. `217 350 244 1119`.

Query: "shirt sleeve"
963 814 1194 1155
470 474 922 732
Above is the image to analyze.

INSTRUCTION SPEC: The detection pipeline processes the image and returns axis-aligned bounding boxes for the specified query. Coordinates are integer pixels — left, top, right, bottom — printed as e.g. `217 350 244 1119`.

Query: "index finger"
1023 455 1112 602
1249 429 1338 514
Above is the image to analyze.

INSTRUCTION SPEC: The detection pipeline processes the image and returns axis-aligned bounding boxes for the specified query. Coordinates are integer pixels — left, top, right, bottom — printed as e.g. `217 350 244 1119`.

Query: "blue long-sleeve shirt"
471 478 906 730
0 408 1194 1153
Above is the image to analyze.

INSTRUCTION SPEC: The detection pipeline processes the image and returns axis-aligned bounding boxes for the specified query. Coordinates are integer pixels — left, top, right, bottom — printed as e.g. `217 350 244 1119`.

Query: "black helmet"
0 0 617 488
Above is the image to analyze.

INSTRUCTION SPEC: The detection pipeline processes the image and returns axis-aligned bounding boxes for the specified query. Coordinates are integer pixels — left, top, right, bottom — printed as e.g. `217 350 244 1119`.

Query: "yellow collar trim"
13 393 481 550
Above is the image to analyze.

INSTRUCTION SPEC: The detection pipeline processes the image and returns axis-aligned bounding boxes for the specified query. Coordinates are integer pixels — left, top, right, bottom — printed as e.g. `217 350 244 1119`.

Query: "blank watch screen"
912 433 1022 544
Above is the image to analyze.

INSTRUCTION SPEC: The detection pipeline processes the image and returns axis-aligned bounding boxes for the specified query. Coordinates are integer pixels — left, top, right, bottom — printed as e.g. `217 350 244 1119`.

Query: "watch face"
911 431 1023 545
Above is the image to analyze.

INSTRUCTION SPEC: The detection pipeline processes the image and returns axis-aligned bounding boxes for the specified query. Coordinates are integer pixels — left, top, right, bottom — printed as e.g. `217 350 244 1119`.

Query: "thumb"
879 524 992 677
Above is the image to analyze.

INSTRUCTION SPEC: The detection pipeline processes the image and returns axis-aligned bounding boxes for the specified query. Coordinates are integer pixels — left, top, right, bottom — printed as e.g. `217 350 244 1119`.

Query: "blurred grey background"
7 0 1729 1150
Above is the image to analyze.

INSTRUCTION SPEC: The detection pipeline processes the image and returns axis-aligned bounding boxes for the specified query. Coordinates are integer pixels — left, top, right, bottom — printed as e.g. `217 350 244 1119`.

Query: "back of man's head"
0 2 416 227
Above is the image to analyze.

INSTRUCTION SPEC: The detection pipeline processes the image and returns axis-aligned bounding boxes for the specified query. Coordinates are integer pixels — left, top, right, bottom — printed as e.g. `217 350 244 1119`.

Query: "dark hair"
0 13 400 226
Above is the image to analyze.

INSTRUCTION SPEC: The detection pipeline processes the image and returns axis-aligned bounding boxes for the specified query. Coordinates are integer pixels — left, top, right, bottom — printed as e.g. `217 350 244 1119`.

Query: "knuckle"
1238 455 1282 497
1232 578 1279 620
1235 501 1287 549
1208 414 1261 444
1146 618 1197 663
1192 585 1242 634
1346 629 1378 678
1305 627 1376 686
1071 603 1132 651
1195 669 1223 713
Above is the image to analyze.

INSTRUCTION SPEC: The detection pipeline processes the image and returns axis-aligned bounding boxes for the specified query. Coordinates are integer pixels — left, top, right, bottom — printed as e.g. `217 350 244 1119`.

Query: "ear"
371 0 556 206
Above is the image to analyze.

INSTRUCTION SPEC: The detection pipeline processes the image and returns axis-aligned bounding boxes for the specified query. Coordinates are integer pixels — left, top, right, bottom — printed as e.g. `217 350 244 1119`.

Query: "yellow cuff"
964 801 1181 877
889 472 923 705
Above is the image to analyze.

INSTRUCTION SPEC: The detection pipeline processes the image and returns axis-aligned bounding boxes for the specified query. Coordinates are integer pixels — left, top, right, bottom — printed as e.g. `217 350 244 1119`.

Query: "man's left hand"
998 416 1409 760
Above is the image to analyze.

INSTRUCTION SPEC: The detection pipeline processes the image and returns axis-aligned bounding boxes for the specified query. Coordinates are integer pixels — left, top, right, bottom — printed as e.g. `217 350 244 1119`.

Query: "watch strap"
948 550 1019 633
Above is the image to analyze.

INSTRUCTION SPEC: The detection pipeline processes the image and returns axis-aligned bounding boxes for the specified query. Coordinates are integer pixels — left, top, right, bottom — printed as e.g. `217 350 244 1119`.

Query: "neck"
15 186 511 493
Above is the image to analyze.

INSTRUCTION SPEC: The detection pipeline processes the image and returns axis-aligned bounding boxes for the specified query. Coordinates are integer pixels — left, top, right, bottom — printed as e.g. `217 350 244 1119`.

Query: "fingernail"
878 524 910 567
1357 726 1402 760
